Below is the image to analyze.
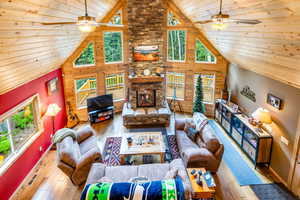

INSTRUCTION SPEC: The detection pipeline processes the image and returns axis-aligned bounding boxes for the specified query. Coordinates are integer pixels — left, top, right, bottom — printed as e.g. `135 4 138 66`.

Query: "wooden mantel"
129 76 164 83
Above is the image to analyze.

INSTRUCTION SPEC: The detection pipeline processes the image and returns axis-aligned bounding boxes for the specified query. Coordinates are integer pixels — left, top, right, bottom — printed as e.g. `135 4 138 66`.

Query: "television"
87 94 113 113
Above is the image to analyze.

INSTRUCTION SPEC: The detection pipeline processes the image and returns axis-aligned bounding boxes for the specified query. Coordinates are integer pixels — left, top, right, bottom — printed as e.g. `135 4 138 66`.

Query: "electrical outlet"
39 146 43 152
281 136 289 146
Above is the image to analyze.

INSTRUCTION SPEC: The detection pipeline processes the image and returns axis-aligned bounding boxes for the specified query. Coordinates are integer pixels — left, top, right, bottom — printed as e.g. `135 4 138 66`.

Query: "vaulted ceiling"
0 0 118 94
1 0 300 94
174 0 300 89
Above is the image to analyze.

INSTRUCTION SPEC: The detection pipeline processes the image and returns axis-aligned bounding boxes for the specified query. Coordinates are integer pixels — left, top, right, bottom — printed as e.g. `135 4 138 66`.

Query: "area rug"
209 120 264 186
103 128 180 166
250 183 299 200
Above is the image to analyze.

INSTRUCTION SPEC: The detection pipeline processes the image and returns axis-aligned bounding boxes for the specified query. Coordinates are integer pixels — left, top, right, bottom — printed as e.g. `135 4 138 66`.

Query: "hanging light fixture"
77 0 97 32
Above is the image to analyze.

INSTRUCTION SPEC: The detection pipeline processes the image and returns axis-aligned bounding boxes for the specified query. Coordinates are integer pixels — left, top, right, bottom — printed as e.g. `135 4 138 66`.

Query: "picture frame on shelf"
267 93 282 110
47 77 58 96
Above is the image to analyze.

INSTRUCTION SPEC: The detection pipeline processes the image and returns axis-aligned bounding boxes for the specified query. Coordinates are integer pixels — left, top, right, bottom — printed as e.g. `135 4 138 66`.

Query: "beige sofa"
122 100 171 127
86 158 192 199
56 125 101 185
175 113 224 173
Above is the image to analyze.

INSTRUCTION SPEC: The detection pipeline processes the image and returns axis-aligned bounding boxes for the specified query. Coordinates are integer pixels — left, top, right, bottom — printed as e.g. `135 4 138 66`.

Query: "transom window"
168 30 186 62
194 74 215 103
104 31 123 64
109 10 122 25
75 78 97 108
105 73 125 101
167 11 181 26
195 39 216 63
74 43 95 67
0 95 42 173
166 72 185 100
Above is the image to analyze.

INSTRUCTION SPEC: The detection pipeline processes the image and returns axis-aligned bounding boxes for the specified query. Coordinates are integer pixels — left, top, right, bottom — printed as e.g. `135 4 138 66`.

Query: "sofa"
86 158 192 199
175 113 224 173
122 100 171 127
56 125 102 185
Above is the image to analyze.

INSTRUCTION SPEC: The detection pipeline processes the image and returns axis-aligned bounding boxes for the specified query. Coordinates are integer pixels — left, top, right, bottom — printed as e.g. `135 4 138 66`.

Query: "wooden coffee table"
187 168 216 199
119 132 165 164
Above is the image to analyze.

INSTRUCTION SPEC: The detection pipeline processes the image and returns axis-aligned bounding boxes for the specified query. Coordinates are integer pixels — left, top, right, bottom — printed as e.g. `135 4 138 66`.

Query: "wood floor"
11 113 277 200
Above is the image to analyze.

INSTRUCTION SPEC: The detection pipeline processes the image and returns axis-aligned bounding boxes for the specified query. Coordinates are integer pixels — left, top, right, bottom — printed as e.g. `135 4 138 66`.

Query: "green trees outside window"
104 32 123 63
195 39 216 63
168 30 186 62
74 43 95 66
168 11 180 26
109 10 122 25
75 78 97 108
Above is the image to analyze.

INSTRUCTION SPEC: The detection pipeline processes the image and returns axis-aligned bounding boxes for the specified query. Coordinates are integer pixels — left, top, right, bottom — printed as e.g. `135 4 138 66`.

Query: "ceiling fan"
41 0 123 32
195 0 262 30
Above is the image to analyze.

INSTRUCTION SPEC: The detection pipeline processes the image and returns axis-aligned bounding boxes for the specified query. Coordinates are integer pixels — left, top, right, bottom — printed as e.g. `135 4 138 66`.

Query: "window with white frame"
74 43 95 67
194 74 215 103
75 78 97 108
104 31 123 63
168 30 186 62
195 39 216 63
0 95 42 171
105 73 125 101
166 72 185 100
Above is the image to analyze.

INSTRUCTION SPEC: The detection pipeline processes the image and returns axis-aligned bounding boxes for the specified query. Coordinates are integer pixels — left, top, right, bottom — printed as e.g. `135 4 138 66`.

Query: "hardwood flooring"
11 113 277 200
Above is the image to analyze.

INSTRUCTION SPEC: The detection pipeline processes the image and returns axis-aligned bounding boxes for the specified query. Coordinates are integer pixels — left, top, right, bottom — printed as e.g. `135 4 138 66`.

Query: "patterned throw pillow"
185 127 199 141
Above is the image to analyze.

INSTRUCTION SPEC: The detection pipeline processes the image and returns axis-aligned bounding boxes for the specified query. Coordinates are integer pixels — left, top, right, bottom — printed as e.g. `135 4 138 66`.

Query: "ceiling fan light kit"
77 16 97 32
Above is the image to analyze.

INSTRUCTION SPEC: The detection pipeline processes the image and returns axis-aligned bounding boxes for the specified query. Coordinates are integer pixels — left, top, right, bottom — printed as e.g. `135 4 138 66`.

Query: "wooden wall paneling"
173 0 300 89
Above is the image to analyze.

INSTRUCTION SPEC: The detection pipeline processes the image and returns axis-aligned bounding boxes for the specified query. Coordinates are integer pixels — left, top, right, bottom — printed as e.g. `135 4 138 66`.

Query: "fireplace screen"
136 89 156 107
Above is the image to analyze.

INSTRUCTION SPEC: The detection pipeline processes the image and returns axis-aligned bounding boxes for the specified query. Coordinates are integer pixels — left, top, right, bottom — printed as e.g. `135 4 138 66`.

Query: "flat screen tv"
87 94 113 113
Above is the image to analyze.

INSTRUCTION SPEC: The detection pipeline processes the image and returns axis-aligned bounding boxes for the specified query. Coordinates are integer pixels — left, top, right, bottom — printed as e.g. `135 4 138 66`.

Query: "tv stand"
88 106 114 124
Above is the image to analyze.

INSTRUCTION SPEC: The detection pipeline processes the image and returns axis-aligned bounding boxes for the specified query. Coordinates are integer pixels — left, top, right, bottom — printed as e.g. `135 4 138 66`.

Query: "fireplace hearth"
136 89 156 107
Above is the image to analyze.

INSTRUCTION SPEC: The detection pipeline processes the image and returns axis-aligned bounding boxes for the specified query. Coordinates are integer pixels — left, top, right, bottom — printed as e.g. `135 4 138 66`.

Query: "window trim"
103 31 124 64
195 39 217 64
166 72 185 101
73 42 96 68
167 29 187 63
105 73 126 102
74 77 97 110
193 73 216 104
0 94 43 176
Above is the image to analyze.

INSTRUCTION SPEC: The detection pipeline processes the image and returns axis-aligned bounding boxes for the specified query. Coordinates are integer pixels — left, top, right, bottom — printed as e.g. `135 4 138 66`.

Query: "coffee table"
187 168 216 199
119 132 165 164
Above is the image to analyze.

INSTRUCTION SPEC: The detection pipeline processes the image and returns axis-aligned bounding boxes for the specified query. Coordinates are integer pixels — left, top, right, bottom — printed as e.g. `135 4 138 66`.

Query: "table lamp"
46 103 61 134
252 108 272 132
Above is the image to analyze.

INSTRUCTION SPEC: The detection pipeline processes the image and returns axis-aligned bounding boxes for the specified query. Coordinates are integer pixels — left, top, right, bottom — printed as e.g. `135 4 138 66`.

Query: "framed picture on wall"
47 77 58 96
267 93 282 110
133 45 159 61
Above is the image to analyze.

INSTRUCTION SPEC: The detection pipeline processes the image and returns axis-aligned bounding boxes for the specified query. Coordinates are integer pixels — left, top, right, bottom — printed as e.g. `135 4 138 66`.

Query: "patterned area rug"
103 132 180 166
250 183 299 200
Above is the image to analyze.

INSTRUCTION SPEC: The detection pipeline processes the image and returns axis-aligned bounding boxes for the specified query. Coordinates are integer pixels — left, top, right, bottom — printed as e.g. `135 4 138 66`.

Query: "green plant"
0 135 11 154
193 75 206 113
12 111 34 130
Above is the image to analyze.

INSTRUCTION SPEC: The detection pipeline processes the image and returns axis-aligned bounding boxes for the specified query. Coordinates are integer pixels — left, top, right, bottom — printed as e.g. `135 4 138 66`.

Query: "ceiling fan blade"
41 22 77 25
228 19 262 25
96 23 124 27
194 20 213 24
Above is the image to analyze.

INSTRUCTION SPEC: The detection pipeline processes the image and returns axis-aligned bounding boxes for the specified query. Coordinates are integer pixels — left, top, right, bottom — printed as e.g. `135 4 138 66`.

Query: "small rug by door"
209 120 264 186
102 129 180 166
250 183 299 200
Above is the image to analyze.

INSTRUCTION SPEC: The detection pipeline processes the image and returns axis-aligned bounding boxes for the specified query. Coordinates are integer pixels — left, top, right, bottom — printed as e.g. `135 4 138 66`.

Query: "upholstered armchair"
56 125 101 185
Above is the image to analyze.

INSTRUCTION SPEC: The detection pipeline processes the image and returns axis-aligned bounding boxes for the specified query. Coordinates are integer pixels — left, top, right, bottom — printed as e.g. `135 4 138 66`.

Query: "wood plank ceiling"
0 0 117 94
173 0 300 89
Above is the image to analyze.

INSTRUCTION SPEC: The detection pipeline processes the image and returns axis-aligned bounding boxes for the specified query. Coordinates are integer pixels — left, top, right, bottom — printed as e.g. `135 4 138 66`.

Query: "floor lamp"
46 103 61 135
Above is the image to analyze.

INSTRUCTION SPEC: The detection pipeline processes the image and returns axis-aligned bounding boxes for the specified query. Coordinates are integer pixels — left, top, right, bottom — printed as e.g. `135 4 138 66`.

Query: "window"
194 74 215 103
195 39 216 63
168 30 186 62
105 73 125 101
0 95 42 173
74 43 95 67
75 78 97 108
104 32 123 63
109 10 122 25
167 11 181 26
166 72 185 100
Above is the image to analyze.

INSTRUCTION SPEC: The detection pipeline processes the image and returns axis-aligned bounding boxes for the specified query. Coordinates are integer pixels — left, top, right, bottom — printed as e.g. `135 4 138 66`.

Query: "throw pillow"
183 119 196 133
164 168 178 179
196 119 208 133
185 127 199 141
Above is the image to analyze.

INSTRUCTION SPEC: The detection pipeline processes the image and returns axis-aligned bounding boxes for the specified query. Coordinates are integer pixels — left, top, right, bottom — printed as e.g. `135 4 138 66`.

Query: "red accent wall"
0 69 67 200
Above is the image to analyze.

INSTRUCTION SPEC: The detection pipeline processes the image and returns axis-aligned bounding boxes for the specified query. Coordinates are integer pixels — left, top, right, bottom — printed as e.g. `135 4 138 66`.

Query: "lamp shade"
45 103 61 117
252 108 272 124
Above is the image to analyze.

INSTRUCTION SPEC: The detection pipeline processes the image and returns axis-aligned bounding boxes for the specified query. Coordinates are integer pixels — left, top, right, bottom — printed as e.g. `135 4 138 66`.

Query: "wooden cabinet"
215 100 273 168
